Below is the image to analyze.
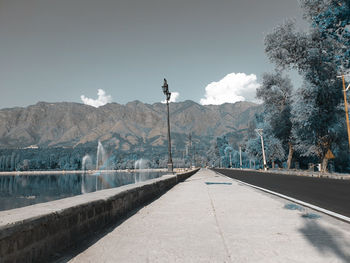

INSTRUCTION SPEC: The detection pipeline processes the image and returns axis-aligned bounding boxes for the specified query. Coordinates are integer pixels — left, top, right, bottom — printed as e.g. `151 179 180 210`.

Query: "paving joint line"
206 185 232 263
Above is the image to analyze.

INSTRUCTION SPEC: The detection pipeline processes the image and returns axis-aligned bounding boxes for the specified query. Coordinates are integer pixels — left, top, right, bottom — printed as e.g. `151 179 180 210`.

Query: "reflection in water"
0 171 166 211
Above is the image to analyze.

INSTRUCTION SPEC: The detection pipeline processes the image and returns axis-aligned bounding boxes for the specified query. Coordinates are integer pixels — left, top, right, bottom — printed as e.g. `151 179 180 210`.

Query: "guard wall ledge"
0 168 199 263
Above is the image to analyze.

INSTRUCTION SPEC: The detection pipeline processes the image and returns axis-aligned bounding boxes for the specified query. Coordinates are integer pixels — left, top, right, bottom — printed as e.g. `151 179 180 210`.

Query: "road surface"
214 168 350 218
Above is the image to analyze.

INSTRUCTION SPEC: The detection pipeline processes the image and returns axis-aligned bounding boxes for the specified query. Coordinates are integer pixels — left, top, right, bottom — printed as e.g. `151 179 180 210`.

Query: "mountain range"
0 100 261 151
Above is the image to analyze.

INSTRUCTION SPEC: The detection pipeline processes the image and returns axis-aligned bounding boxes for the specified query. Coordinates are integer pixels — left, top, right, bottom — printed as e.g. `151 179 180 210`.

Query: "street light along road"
162 78 173 172
255 129 267 171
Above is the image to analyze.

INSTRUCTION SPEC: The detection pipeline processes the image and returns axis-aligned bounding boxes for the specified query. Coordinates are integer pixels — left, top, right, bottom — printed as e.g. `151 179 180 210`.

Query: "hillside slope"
0 100 261 150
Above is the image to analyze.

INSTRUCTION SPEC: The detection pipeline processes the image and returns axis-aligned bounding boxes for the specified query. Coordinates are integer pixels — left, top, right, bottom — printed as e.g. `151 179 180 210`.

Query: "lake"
0 170 167 211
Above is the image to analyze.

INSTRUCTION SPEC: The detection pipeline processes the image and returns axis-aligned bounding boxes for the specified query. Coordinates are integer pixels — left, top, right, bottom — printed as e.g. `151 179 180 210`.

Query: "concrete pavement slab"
66 169 350 263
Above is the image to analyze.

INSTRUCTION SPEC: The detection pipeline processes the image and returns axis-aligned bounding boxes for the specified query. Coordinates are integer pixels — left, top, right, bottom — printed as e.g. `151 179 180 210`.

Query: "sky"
0 0 307 108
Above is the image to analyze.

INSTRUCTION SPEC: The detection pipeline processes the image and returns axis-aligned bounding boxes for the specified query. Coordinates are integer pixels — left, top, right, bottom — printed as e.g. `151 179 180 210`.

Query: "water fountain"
134 158 150 183
96 141 107 170
82 155 92 171
81 155 92 193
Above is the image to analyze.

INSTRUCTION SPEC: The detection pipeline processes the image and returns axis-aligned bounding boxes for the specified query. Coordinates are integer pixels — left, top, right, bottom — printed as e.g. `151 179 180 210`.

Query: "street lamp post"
229 151 232 168
162 78 173 172
255 129 267 171
239 145 242 169
337 74 350 150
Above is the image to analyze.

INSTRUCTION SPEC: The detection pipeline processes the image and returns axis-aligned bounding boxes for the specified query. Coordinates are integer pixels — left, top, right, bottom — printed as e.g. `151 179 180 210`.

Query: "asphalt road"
213 168 350 218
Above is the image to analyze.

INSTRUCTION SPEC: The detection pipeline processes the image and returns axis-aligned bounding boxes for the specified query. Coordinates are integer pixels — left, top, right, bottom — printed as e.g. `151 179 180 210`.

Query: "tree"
265 18 344 172
206 140 221 167
256 72 294 168
301 0 350 69
266 136 286 168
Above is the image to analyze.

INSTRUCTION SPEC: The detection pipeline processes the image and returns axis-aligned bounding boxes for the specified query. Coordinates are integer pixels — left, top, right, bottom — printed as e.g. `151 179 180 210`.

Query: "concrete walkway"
67 169 350 263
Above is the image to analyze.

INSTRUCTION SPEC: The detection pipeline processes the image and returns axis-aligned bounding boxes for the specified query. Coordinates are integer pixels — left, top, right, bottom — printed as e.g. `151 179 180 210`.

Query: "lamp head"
162 78 168 95
255 128 263 136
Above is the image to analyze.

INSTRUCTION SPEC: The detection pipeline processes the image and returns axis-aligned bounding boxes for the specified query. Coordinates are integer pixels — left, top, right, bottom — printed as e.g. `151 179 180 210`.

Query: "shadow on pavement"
298 219 350 263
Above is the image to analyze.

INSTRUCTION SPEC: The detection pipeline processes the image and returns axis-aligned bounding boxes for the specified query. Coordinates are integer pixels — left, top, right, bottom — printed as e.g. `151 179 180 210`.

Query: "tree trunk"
287 143 294 169
272 160 275 169
321 156 329 173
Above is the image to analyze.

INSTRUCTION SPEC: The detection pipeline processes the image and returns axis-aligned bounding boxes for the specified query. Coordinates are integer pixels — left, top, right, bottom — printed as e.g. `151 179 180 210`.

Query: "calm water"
0 171 166 211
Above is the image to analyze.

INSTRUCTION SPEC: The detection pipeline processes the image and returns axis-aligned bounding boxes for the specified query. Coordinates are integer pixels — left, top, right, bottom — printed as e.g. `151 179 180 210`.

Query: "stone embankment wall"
0 169 199 263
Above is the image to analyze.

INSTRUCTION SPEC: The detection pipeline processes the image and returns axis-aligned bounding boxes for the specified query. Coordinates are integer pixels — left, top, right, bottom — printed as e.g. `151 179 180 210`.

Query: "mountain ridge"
0 100 261 150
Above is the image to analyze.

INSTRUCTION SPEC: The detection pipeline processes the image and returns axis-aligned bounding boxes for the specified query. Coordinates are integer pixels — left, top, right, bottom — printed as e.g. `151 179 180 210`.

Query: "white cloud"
161 91 180 103
81 89 112 108
200 73 260 105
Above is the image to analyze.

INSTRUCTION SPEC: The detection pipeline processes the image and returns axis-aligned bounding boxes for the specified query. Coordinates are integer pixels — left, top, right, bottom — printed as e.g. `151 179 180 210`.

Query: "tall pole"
239 146 242 169
256 129 267 171
166 99 173 171
193 144 196 167
162 78 173 172
260 135 267 171
341 75 350 150
188 133 192 168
